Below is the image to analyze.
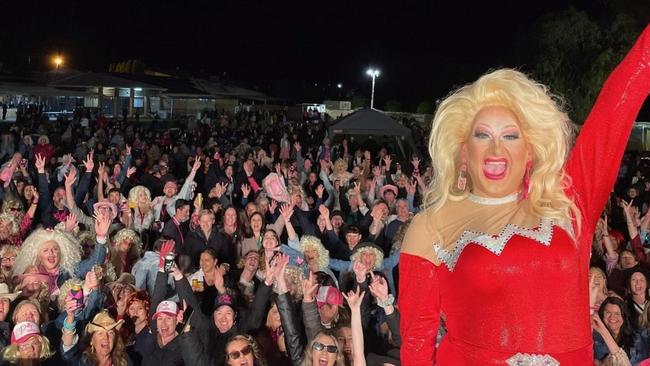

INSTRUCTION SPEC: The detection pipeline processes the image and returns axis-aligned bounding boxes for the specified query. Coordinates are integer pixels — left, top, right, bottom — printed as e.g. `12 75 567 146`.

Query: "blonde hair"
14 229 82 278
301 330 345 366
1 335 54 363
300 235 330 270
0 213 19 236
128 185 151 206
425 69 580 231
225 334 267 366
57 278 82 311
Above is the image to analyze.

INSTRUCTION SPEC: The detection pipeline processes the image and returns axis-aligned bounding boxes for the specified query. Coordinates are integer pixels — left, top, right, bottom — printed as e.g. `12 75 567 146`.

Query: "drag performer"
399 24 650 365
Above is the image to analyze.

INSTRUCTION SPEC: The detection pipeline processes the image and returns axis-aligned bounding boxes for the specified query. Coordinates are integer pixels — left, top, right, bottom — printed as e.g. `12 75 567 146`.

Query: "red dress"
399 25 650 365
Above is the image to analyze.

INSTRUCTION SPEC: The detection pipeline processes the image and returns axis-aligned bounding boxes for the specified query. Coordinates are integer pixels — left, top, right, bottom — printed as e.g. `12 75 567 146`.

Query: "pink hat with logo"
11 321 40 345
152 300 178 320
316 286 344 308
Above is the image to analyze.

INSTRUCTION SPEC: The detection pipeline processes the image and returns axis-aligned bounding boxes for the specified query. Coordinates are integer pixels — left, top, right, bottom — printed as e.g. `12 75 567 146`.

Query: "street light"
52 55 64 69
337 83 342 89
366 68 380 109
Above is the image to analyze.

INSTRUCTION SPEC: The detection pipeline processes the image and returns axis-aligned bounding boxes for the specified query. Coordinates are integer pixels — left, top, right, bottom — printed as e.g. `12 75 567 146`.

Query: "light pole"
52 55 64 70
366 68 380 109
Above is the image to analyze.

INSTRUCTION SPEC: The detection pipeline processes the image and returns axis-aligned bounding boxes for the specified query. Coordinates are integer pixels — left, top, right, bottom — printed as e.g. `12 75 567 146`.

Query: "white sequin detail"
434 218 565 271
505 353 560 366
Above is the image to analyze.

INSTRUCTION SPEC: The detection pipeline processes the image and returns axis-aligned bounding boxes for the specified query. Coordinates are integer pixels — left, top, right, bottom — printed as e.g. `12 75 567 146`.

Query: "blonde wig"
1 335 54 363
350 246 384 270
425 69 580 230
272 265 305 301
0 213 19 236
112 228 143 256
128 185 151 206
300 235 330 270
0 245 19 261
14 228 82 278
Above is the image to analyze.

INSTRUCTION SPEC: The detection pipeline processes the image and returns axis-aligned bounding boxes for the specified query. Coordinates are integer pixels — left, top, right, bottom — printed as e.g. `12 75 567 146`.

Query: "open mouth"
318 358 329 366
482 158 507 180
239 361 249 366
47 256 57 265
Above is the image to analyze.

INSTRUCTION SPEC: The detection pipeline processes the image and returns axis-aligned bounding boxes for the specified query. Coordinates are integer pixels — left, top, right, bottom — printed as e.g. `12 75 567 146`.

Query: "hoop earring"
457 162 467 191
521 161 532 200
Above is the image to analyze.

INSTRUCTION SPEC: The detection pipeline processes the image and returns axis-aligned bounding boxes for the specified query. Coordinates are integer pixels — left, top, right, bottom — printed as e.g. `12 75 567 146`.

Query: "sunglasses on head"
228 345 252 360
312 341 338 353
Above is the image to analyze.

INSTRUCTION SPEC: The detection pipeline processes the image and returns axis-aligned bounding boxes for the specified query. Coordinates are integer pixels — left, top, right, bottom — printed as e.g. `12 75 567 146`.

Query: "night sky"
1 0 648 111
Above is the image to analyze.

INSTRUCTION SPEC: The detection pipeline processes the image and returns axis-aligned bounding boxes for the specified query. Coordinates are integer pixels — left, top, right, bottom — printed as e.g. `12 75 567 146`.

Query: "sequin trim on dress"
434 218 563 271
467 192 519 205
505 353 560 366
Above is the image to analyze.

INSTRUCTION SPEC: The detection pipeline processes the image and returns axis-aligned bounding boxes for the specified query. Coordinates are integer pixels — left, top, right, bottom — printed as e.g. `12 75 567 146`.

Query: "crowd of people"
0 98 650 365
0 109 428 366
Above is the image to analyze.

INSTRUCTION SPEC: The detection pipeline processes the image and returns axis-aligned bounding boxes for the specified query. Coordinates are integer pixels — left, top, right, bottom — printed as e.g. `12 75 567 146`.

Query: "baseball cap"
11 322 40 345
316 286 343 308
152 300 178 320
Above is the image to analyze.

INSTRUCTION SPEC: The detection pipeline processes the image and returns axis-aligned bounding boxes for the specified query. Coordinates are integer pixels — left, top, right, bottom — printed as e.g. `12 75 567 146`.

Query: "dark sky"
0 0 647 110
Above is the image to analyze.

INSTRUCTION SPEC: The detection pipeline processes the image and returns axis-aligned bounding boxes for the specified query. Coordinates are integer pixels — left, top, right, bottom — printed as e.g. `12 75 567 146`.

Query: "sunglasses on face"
227 345 252 360
312 341 338 353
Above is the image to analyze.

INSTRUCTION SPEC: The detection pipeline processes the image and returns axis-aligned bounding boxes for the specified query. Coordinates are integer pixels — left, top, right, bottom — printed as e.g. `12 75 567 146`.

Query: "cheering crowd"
0 110 428 366
0 107 650 365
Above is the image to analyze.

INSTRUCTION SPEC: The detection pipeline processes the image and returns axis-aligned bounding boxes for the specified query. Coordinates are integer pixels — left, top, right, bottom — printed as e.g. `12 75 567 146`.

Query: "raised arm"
344 287 367 366
566 24 650 234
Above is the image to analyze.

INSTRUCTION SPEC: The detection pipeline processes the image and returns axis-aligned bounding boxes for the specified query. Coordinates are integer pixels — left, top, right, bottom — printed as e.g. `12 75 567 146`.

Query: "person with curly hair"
12 212 111 293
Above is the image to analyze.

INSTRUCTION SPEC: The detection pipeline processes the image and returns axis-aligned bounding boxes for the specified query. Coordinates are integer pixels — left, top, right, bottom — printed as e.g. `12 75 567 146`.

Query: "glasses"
1 256 16 263
227 345 252 360
312 341 338 353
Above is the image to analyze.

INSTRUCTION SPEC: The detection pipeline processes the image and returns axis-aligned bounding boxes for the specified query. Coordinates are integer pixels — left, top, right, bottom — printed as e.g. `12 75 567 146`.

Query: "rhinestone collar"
468 192 519 205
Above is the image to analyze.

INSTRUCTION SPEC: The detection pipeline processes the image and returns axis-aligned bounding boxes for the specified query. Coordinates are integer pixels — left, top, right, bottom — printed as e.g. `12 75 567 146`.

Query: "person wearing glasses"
1 321 55 365
224 334 267 366
275 253 366 366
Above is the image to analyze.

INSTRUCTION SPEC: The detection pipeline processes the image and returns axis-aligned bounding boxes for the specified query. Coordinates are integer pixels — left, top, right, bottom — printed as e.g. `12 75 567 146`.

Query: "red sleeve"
399 253 440 365
566 24 650 235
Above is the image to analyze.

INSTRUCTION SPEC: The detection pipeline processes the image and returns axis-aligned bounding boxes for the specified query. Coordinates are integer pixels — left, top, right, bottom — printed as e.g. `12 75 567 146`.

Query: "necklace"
468 192 519 205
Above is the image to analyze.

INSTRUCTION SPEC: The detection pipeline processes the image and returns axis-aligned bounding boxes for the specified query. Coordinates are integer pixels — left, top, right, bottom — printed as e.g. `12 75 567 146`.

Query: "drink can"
164 253 175 272
70 284 84 307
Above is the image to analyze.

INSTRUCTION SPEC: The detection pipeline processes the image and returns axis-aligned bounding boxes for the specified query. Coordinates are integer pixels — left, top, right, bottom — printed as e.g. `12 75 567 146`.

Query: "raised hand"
383 155 392 169
411 156 420 168
241 184 251 197
65 213 78 233
64 295 81 318
275 163 282 175
369 272 389 303
269 199 278 214
126 166 137 178
294 142 301 152
158 240 175 269
343 286 365 310
93 211 111 238
302 271 319 302
407 178 417 195
83 151 94 173
191 156 201 172
315 184 325 199
64 168 77 188
85 269 99 291
279 203 294 221
353 260 368 283
125 144 132 156
35 154 46 174
318 204 330 219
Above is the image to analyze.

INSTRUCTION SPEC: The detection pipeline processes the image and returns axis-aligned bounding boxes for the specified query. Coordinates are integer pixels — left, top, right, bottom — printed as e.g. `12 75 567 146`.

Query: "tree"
384 100 402 112
416 100 434 114
528 8 639 123
351 95 369 109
